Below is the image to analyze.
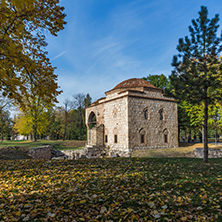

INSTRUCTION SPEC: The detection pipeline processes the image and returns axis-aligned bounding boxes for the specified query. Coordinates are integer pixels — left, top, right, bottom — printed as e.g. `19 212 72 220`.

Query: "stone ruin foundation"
29 145 112 160
194 148 222 158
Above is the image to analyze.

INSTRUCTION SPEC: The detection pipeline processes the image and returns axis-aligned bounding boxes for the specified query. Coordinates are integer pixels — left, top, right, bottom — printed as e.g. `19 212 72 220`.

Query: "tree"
171 6 222 162
73 93 85 136
72 93 92 140
13 101 52 140
0 0 66 107
0 109 11 140
0 94 12 140
209 103 222 144
62 98 73 141
143 74 168 90
84 93 92 108
46 107 63 140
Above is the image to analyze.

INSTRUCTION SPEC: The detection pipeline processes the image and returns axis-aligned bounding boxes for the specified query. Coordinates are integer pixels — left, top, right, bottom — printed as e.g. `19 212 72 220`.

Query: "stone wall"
58 147 109 159
29 145 53 159
88 124 104 147
86 96 129 155
85 81 178 157
128 94 178 151
62 149 86 160
194 148 222 158
29 145 110 160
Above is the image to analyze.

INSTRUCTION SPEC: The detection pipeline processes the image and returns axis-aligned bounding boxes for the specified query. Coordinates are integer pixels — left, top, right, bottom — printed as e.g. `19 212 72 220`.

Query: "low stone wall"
62 149 86 160
29 145 130 160
29 145 53 159
86 146 107 158
53 147 108 160
194 148 222 158
109 149 130 157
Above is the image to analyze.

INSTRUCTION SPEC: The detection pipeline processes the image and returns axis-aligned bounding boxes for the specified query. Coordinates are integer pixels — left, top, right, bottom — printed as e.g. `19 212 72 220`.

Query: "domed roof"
113 78 156 90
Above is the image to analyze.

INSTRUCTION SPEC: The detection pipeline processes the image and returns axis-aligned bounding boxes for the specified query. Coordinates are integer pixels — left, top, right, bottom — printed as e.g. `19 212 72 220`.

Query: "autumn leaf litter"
0 157 221 221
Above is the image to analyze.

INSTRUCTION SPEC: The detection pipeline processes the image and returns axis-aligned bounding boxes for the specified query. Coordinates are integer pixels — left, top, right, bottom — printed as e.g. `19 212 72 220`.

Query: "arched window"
159 108 164 120
139 128 146 144
114 135 118 143
105 135 108 143
163 128 168 143
88 111 97 129
141 134 145 143
144 108 148 119
113 127 118 143
105 128 108 143
164 134 168 143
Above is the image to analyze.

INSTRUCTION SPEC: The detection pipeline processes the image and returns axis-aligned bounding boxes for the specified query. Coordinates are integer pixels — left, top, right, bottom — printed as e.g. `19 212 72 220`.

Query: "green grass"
0 157 221 221
0 140 86 150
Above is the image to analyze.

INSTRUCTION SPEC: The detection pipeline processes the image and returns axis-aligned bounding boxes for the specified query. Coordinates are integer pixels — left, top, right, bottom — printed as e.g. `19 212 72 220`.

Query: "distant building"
14 135 26 140
85 78 178 156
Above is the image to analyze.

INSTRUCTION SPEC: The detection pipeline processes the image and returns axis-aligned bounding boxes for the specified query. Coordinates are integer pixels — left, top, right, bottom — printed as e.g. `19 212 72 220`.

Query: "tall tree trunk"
33 121 37 142
63 111 67 141
214 110 218 145
32 107 38 142
79 109 82 137
203 99 208 163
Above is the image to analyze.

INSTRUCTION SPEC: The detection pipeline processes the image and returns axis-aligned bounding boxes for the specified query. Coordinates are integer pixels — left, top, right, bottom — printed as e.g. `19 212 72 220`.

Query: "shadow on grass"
0 140 86 160
0 146 31 160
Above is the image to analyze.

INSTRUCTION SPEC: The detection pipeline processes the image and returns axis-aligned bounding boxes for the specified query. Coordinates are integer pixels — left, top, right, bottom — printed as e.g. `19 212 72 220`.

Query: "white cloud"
51 50 68 61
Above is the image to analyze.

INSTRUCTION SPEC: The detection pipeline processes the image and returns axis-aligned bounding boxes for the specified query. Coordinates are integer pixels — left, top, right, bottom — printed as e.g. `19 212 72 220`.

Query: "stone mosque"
85 78 178 157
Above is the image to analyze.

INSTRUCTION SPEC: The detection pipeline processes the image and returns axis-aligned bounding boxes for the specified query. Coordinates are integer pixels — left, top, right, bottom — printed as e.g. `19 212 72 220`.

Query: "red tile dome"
113 78 156 90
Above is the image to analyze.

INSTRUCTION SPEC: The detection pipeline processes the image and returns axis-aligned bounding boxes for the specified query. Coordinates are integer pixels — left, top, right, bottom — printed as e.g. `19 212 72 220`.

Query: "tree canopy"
171 6 222 162
0 0 66 107
143 74 168 89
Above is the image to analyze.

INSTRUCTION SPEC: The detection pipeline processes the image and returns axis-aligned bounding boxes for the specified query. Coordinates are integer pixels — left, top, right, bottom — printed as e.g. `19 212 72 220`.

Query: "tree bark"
33 122 37 142
214 110 218 145
203 99 208 163
63 111 67 141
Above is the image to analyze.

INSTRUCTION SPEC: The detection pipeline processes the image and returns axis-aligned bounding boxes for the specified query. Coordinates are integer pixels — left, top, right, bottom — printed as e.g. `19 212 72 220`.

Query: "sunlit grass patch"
132 142 222 158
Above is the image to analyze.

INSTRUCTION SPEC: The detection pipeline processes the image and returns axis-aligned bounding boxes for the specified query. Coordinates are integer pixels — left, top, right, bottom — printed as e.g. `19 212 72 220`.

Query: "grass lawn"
0 140 86 150
0 157 221 221
132 142 222 158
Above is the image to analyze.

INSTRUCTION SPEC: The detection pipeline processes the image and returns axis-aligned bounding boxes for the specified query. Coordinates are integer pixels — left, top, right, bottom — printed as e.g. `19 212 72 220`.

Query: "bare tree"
62 98 73 141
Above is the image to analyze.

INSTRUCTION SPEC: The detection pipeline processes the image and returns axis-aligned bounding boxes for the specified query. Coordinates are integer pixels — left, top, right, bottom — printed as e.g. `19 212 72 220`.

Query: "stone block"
29 145 53 159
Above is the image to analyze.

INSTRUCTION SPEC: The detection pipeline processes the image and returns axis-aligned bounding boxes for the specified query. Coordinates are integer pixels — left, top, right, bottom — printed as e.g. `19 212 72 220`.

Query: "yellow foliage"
0 0 66 107
14 107 50 136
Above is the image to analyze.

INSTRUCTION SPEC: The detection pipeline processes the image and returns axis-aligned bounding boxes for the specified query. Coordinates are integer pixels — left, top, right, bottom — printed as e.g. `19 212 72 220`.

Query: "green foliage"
84 93 92 108
44 93 92 141
143 74 174 96
143 74 168 89
171 6 222 104
0 158 221 220
0 94 12 139
171 6 222 162
183 102 222 128
0 109 11 139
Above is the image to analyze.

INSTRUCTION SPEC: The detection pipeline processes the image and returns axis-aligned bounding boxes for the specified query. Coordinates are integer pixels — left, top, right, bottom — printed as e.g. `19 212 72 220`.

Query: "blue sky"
46 0 222 104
